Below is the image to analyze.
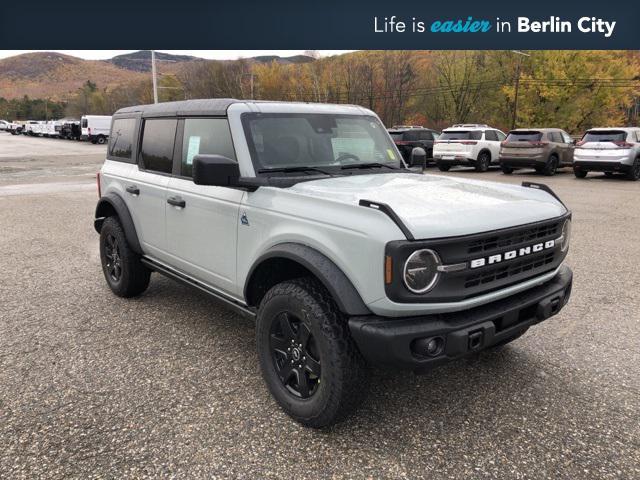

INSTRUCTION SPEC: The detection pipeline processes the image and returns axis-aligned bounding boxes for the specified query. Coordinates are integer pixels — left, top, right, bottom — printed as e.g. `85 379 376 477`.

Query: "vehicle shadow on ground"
140 275 590 442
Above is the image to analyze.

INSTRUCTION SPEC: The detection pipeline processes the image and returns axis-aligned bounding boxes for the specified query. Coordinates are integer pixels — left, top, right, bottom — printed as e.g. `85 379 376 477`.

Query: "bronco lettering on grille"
469 240 556 269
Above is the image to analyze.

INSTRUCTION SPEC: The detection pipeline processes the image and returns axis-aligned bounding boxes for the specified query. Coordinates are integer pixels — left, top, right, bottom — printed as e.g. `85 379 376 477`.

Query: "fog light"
412 336 445 357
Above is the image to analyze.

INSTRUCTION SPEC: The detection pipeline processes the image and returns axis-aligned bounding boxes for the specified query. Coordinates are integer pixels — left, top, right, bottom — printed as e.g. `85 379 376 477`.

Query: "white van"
81 115 112 144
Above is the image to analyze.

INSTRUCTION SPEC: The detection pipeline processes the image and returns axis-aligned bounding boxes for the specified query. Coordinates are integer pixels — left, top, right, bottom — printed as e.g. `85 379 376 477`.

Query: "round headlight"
560 219 571 252
403 249 441 294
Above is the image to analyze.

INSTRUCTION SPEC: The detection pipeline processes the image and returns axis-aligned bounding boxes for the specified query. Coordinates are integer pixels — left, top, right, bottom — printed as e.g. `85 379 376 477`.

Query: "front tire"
543 155 559 176
99 216 150 297
256 278 368 428
501 165 514 174
437 164 451 172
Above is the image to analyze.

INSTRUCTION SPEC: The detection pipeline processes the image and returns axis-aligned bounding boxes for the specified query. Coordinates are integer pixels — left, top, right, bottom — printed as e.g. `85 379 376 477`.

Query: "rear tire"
256 277 368 428
574 168 588 179
604 171 614 178
96 136 107 145
501 165 514 174
475 151 490 172
543 155 559 176
437 164 451 172
99 217 150 297
626 158 640 181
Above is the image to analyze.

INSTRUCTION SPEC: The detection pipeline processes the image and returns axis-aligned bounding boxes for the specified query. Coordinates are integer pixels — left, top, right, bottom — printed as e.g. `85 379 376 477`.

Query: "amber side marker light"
385 256 393 284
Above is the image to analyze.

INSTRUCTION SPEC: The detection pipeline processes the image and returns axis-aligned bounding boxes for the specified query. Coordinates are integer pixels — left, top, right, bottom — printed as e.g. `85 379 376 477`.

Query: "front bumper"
348 265 572 373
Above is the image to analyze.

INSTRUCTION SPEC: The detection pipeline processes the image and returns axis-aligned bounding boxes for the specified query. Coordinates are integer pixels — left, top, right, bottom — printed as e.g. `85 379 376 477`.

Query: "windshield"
582 130 627 143
506 131 543 142
440 131 482 141
241 113 402 173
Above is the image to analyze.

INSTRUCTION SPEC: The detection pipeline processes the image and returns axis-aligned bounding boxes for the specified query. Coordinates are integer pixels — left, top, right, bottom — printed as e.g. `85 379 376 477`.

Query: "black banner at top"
0 0 638 49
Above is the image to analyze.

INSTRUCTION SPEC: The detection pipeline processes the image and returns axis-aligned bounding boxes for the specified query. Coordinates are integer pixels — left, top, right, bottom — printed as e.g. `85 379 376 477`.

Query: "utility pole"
151 50 159 104
242 73 256 99
511 50 530 130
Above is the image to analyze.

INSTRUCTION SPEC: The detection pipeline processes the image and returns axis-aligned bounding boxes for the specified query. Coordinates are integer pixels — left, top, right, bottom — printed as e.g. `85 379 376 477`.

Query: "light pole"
511 50 531 130
151 50 159 104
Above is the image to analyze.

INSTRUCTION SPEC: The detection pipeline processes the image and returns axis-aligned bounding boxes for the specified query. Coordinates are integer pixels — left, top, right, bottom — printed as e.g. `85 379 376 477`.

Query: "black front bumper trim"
348 265 573 372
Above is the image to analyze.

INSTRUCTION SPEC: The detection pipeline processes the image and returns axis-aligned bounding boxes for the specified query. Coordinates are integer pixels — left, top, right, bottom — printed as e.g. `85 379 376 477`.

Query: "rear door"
127 117 177 261
484 130 502 162
558 131 574 164
165 117 244 295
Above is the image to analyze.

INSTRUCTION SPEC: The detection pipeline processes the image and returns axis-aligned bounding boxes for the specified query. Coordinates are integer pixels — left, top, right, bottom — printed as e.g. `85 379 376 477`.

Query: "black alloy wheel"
104 233 122 283
270 312 321 398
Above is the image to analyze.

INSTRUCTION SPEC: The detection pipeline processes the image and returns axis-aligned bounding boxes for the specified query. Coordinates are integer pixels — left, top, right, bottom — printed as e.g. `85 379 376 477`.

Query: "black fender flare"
94 192 143 254
244 243 371 316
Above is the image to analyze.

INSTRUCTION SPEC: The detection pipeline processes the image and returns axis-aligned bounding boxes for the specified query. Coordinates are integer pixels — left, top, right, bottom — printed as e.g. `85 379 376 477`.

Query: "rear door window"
108 118 136 161
139 118 178 174
180 118 236 177
484 130 498 141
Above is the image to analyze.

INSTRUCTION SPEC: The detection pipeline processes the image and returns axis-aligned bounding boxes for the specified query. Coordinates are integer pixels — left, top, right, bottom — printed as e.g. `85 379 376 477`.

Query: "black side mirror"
411 147 427 172
193 154 240 187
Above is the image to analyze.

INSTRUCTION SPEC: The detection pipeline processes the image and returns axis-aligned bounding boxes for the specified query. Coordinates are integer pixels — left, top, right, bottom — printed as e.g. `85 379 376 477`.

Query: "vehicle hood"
287 173 567 239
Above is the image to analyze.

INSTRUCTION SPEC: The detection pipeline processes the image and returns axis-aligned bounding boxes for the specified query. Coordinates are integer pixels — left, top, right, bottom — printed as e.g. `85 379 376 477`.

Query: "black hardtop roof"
114 99 241 117
113 99 365 118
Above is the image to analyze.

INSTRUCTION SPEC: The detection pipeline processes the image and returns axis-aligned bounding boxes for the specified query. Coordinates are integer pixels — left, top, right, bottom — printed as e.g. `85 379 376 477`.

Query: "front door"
164 117 244 296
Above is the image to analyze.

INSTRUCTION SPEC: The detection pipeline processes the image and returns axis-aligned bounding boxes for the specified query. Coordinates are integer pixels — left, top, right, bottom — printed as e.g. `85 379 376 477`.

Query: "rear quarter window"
108 118 137 162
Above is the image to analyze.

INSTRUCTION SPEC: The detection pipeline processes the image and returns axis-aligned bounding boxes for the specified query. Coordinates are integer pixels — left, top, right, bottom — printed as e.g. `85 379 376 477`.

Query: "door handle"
126 185 140 195
167 196 186 208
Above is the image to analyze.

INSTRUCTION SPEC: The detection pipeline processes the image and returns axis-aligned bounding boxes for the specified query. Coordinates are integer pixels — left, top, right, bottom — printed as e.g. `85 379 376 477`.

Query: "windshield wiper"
340 162 400 170
258 166 334 176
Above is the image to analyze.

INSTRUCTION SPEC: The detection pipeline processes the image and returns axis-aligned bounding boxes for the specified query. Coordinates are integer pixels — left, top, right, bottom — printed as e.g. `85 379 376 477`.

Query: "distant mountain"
0 52 146 100
0 51 319 100
108 50 202 72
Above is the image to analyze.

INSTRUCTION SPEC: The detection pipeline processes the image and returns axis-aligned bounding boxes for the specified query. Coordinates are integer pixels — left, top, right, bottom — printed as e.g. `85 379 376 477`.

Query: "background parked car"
81 115 111 144
500 128 574 176
573 127 640 180
0 120 9 131
387 126 440 166
433 124 506 172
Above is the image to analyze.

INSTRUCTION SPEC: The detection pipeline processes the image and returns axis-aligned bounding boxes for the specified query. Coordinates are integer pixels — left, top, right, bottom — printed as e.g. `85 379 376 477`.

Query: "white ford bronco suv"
95 100 573 428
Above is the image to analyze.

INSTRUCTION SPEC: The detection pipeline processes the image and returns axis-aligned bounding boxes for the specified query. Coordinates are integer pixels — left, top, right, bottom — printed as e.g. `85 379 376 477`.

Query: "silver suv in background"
500 128 574 176
573 128 640 180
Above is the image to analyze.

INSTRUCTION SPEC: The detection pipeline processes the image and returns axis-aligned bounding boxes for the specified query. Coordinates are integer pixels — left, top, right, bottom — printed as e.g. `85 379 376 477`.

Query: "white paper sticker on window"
186 136 201 165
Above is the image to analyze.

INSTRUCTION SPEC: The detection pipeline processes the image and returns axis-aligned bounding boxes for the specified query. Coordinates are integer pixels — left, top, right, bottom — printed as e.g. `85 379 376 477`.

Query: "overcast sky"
0 50 355 60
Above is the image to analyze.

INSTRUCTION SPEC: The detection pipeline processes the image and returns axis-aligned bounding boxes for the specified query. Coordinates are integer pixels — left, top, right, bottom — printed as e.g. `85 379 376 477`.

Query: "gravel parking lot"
1 134 639 479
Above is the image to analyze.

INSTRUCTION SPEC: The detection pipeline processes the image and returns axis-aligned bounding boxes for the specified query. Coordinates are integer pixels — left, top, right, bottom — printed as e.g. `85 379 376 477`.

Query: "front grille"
467 221 561 255
384 215 569 304
464 252 555 289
